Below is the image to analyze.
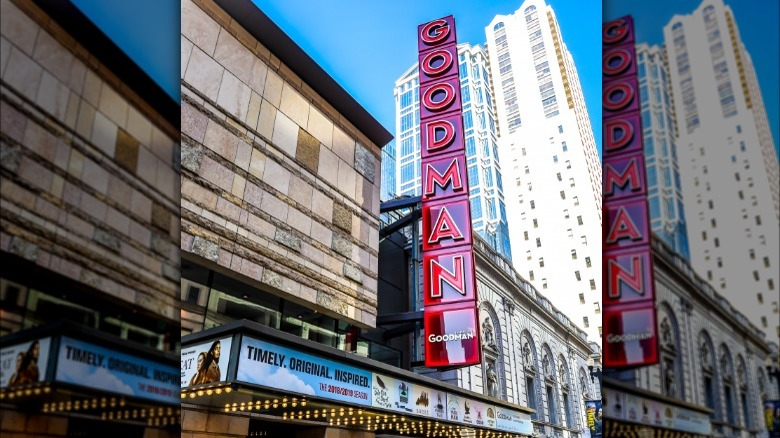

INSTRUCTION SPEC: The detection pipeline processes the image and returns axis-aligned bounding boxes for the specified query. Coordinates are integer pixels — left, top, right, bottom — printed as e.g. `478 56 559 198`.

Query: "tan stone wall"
0 409 68 437
180 0 382 328
0 0 180 328
181 408 249 437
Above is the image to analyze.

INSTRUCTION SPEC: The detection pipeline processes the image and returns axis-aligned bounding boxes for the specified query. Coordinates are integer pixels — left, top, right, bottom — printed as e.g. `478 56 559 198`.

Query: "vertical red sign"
419 16 482 369
602 16 659 368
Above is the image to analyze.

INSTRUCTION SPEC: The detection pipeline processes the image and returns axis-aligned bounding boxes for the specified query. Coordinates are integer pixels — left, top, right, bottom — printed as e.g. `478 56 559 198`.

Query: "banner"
766 400 780 438
55 337 179 404
0 338 51 388
236 336 372 406
602 387 710 435
181 336 233 387
585 400 603 438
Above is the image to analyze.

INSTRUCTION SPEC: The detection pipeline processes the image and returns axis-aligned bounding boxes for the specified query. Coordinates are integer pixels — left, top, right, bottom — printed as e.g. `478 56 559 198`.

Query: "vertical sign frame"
602 16 659 368
418 16 482 369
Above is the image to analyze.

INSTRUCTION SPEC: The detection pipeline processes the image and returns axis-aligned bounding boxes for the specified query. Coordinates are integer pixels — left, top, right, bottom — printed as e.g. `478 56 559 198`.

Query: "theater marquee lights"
418 16 482 369
602 16 659 368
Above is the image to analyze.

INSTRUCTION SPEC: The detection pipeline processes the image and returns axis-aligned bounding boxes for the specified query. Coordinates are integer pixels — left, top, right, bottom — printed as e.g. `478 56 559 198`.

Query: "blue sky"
604 0 780 155
252 0 602 153
70 0 180 102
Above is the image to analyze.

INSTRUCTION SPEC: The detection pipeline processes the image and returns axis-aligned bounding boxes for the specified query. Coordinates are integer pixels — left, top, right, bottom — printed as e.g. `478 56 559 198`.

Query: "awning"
0 321 180 427
181 320 536 437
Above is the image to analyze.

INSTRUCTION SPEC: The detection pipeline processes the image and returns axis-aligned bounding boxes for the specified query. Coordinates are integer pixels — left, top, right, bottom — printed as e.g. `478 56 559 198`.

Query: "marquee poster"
585 399 603 438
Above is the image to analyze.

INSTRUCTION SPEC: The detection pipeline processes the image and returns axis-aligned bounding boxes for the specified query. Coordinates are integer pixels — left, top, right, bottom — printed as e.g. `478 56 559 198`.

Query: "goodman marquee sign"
602 16 659 368
418 16 482 369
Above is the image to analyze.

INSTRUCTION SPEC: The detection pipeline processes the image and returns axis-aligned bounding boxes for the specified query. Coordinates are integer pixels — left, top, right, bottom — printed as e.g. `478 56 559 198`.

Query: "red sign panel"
419 16 481 368
602 16 658 368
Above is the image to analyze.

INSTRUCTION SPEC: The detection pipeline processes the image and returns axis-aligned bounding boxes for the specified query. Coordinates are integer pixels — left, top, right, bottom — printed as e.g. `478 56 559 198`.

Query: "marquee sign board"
602 16 659 368
418 16 482 369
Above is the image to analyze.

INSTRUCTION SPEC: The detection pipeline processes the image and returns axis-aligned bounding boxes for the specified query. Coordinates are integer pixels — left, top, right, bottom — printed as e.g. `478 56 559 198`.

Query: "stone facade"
427 237 599 438
0 0 180 332
614 239 775 437
180 0 384 331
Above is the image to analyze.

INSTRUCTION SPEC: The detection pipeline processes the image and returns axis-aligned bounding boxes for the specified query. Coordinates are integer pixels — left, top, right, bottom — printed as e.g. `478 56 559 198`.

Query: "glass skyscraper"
391 43 512 261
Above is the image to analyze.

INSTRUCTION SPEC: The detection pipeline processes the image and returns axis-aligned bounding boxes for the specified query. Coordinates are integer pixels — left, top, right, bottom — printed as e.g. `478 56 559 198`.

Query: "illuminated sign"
418 15 481 369
602 16 658 368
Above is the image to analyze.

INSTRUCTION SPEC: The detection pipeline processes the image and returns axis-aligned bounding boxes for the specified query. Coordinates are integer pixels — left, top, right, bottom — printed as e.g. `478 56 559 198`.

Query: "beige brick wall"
0 0 180 327
180 0 382 328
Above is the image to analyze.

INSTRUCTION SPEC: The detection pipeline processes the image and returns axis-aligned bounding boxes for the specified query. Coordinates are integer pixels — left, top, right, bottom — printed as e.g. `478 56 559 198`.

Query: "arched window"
699 331 721 419
578 367 590 399
494 22 504 31
658 304 683 398
735 355 750 428
521 332 541 419
524 5 537 13
480 303 505 400
541 344 559 425
558 354 574 429
718 344 737 424
757 367 767 401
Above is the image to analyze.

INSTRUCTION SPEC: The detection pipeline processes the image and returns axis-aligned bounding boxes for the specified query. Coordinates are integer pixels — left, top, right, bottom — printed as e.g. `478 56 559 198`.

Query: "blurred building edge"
663 0 779 346
602 236 777 437
0 0 181 436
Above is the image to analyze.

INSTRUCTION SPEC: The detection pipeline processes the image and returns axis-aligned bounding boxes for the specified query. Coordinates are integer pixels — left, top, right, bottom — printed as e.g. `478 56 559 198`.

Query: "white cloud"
59 363 134 395
238 365 315 395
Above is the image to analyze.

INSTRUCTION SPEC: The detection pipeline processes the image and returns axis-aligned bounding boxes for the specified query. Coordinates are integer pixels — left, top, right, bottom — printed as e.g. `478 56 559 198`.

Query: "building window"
577 216 583 225
558 125 563 133
533 218 538 228
539 258 545 268
527 377 538 419
573 196 579 206
590 279 596 290
560 190 566 199
575 271 581 281
529 270 535 281
557 173 562 181
542 278 548 289
758 293 764 304
594 302 600 314
536 238 542 247
585 257 591 268
571 249 577 259
546 385 557 424
524 231 529 240
583 317 589 328
530 200 536 209
579 293 585 304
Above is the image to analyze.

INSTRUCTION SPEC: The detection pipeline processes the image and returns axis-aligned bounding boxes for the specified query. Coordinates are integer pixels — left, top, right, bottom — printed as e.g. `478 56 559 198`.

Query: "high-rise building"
636 43 691 260
380 140 396 201
485 0 603 343
393 43 512 260
663 0 779 342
